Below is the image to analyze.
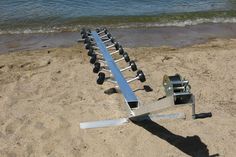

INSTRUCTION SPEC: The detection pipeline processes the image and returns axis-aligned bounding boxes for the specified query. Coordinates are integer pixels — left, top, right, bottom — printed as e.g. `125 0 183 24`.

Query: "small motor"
163 74 193 105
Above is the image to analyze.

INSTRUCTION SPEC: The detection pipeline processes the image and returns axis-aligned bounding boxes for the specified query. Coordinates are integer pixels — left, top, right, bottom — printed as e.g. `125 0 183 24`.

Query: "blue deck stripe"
91 31 138 103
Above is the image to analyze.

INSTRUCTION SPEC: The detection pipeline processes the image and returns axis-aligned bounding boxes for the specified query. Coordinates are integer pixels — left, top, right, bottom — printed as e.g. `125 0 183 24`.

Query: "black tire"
97 72 105 85
93 62 100 73
130 61 137 71
82 33 88 39
107 33 112 39
80 28 86 35
137 70 146 82
119 46 124 55
84 37 91 44
96 28 100 33
123 52 130 62
85 42 93 49
104 29 108 34
90 54 97 64
114 42 120 50
87 48 94 56
110 37 115 43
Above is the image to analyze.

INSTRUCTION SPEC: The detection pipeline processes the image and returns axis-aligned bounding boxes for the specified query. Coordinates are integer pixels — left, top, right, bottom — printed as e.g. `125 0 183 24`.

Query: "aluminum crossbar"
91 31 138 108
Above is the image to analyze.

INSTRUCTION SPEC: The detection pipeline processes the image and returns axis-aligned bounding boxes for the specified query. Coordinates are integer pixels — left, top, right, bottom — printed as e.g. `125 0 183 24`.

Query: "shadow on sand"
133 119 219 157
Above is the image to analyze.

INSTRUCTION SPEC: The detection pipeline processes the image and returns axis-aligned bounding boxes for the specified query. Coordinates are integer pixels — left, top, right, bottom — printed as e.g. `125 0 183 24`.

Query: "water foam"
118 17 236 28
1 17 236 35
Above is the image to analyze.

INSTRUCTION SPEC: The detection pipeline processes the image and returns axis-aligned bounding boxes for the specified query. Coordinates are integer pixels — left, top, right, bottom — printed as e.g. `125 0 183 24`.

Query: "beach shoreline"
0 37 235 156
1 23 236 54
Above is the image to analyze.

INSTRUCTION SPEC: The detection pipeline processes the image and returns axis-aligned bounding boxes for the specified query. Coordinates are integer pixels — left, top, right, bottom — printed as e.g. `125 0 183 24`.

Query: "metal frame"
79 29 200 129
91 31 139 111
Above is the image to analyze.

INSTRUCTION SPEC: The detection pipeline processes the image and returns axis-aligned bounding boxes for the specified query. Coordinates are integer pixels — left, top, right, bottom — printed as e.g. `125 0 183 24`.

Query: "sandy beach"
0 37 235 157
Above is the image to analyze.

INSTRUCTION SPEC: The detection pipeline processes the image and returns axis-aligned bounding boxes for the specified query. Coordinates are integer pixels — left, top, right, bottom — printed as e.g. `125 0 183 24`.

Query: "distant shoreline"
1 22 236 53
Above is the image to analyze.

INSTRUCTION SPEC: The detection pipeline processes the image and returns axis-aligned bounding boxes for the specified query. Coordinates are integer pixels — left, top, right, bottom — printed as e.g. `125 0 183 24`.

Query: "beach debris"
0 65 5 69
79 28 211 129
161 56 173 62
20 62 31 68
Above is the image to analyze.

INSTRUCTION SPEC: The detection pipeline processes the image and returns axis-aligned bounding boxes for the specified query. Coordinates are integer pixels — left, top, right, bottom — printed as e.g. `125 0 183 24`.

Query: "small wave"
0 26 82 35
117 17 236 28
1 17 236 35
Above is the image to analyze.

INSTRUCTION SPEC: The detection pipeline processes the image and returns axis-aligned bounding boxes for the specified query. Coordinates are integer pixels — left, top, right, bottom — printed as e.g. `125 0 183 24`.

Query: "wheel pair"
84 37 93 44
97 72 105 85
85 41 94 50
93 62 101 73
90 54 97 64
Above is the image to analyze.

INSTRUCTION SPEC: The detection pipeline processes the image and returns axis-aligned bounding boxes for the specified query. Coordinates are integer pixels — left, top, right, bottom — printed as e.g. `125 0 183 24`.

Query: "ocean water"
1 0 236 34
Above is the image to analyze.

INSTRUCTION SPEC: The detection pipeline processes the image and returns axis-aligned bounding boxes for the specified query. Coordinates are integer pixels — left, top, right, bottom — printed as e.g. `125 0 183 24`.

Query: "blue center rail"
91 31 138 108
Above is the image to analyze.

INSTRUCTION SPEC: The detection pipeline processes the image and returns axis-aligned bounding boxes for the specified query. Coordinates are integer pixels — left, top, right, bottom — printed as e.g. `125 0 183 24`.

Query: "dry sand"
0 38 235 157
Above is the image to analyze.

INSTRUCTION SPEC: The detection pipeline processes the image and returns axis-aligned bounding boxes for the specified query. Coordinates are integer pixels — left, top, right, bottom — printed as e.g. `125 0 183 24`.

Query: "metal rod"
120 66 131 72
106 79 117 84
127 76 139 84
106 44 115 49
77 39 85 42
92 31 138 111
173 87 185 90
93 51 103 56
93 46 99 49
173 92 191 96
97 29 106 35
115 77 139 89
171 80 189 85
100 34 108 38
110 49 119 55
114 57 124 63
102 69 111 73
99 36 109 40
103 38 111 43
97 59 106 64
192 95 196 119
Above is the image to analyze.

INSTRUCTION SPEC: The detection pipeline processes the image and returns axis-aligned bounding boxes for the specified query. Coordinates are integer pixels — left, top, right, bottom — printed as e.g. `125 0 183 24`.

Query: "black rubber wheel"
87 48 94 56
96 28 100 33
80 28 86 35
84 37 92 44
107 33 112 39
114 42 120 50
104 29 108 34
130 60 137 71
87 29 91 33
82 33 88 39
97 72 105 85
85 43 92 50
90 54 97 64
137 70 146 82
119 46 124 55
110 37 115 43
93 62 101 73
123 52 130 62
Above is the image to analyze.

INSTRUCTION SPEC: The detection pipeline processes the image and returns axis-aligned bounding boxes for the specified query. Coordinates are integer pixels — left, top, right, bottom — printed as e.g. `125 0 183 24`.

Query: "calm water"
1 0 236 34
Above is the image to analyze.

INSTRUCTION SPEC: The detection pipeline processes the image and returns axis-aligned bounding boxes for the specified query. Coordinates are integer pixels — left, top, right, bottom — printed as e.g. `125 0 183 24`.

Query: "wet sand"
1 23 236 53
0 37 235 156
